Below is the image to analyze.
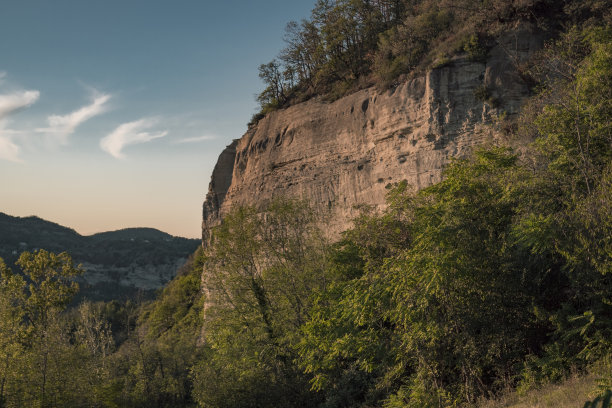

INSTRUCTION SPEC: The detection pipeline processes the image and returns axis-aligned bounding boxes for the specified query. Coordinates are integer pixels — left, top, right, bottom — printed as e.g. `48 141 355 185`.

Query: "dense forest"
0 0 610 407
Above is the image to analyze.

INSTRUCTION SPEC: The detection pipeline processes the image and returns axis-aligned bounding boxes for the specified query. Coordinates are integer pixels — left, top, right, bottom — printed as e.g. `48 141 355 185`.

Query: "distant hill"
89 227 174 241
0 213 81 254
0 212 201 302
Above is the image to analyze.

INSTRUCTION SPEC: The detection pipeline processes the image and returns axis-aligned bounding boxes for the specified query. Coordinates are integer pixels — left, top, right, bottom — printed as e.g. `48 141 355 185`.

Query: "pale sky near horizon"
0 0 315 239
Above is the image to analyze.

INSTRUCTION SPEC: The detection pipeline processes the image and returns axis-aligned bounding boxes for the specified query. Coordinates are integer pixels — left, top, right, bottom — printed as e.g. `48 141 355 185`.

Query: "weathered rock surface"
202 25 542 239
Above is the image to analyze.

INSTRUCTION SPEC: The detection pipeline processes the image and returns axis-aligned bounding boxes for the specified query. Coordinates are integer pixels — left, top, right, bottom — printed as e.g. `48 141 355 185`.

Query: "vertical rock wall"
202 25 542 240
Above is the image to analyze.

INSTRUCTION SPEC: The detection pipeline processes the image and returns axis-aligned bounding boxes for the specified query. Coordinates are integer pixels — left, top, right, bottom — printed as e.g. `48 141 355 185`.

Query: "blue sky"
0 0 315 238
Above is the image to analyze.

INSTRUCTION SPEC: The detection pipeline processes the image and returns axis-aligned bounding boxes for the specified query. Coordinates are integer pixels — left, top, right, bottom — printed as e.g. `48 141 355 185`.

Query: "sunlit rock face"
202 24 542 241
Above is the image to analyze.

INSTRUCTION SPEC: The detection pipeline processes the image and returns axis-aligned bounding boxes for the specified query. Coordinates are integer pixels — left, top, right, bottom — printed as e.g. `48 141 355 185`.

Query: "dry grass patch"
479 374 600 408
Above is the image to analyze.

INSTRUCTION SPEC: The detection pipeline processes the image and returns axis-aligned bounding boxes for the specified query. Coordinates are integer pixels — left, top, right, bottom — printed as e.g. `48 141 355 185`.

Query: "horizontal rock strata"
202 25 542 240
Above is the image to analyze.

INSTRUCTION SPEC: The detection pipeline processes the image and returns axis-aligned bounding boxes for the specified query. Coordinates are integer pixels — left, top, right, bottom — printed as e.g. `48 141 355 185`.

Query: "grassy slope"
479 374 598 407
480 355 612 408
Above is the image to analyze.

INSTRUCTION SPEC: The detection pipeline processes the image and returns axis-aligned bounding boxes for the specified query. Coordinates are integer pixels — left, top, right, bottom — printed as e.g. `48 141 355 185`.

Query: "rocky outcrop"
202 24 542 239
202 140 237 241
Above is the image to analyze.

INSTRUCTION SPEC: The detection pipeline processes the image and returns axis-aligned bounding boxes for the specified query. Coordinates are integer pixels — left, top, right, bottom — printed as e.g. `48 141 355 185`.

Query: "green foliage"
0 14 610 408
0 259 26 408
533 26 612 196
296 26 612 406
0 248 206 408
191 199 329 408
0 250 86 407
250 0 608 121
584 389 612 408
297 195 413 407
374 6 454 85
462 33 488 62
17 250 82 313
107 249 206 408
592 354 612 393
516 27 612 375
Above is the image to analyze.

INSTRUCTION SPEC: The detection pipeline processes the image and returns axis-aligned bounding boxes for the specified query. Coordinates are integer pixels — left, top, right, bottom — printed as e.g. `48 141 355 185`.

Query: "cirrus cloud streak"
36 92 111 144
0 90 40 119
100 118 167 159
174 134 216 144
0 132 21 162
0 89 40 162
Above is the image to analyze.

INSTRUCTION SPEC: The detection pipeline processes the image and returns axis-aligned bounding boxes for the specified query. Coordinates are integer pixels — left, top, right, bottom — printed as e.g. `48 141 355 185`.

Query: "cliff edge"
202 24 542 240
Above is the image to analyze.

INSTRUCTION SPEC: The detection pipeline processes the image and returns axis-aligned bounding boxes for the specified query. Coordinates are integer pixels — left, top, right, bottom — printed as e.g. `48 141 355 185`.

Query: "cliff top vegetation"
251 0 610 125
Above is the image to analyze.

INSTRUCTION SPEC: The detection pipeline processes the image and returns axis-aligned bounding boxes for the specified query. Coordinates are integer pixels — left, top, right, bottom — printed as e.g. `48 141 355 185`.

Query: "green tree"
0 260 27 408
192 199 329 408
514 26 612 375
18 250 83 407
257 59 288 110
0 250 84 407
298 196 413 408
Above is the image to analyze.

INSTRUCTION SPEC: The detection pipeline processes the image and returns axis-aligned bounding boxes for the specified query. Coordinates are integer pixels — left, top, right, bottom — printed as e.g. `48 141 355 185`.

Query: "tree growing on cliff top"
252 0 610 122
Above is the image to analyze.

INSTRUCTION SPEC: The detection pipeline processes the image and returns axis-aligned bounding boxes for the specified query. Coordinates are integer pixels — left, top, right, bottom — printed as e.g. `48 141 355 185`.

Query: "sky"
0 0 316 239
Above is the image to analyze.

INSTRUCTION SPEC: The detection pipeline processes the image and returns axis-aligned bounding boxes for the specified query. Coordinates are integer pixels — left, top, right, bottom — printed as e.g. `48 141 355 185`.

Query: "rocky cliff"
202 25 542 240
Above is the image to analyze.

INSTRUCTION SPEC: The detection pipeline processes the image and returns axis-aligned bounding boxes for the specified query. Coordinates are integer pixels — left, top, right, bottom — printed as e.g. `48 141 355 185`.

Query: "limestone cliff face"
202 25 542 239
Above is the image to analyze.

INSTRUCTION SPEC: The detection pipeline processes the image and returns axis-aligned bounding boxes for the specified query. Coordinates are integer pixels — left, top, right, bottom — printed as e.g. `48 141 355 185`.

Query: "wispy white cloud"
36 92 111 144
0 72 6 84
174 134 216 144
0 127 22 163
0 120 26 163
0 87 40 162
0 90 40 119
100 118 167 159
